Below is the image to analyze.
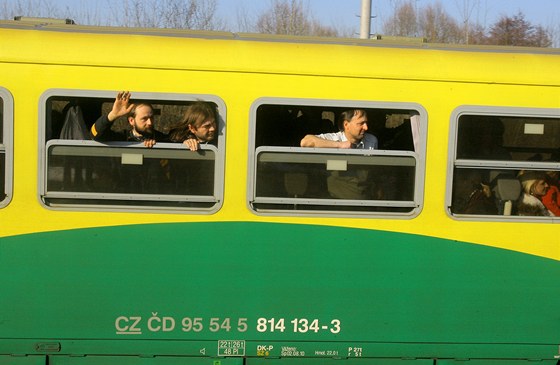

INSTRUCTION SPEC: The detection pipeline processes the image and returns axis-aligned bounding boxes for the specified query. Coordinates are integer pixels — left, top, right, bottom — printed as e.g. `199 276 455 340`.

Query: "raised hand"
108 91 135 122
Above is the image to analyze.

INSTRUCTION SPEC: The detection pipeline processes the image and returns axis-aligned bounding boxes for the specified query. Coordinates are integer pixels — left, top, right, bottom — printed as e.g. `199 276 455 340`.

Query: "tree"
254 0 338 36
0 0 61 19
464 22 486 45
484 12 552 47
0 0 224 30
418 2 462 43
454 0 479 43
111 0 224 30
383 1 461 43
383 2 553 47
547 22 560 48
383 1 418 38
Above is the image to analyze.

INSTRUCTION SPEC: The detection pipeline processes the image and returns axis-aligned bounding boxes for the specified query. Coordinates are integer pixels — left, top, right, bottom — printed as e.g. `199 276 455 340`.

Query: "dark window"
0 98 5 203
0 88 13 208
40 90 225 213
249 99 426 216
449 109 560 218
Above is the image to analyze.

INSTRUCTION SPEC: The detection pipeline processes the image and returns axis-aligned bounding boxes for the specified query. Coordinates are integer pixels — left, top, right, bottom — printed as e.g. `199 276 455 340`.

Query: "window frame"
0 87 13 208
247 97 428 218
447 105 560 221
38 89 226 214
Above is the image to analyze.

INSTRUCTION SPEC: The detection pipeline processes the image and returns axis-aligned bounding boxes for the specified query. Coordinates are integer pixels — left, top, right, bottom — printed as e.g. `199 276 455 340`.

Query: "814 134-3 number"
256 318 341 333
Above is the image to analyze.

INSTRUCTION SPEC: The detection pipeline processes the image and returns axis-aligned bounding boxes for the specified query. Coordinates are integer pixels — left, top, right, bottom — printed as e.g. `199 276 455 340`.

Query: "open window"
0 87 13 208
448 106 560 219
248 98 426 217
39 89 225 213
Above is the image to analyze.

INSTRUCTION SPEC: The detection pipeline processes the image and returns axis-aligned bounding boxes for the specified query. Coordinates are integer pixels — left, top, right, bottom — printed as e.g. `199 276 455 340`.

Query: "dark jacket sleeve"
90 114 124 142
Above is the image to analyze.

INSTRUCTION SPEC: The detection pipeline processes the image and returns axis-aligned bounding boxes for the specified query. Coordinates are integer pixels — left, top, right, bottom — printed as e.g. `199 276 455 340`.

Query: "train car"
0 18 559 365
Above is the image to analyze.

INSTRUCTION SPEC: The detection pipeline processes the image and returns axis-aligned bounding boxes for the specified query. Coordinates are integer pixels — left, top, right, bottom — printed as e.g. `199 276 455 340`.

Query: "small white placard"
524 123 544 135
121 153 143 165
326 159 347 171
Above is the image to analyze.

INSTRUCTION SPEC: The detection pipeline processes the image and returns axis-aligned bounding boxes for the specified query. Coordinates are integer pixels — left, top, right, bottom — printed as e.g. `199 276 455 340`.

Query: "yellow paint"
0 23 559 260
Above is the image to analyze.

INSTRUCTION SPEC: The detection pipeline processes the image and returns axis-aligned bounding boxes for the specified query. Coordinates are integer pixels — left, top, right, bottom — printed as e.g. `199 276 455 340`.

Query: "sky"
4 0 559 35
217 0 559 34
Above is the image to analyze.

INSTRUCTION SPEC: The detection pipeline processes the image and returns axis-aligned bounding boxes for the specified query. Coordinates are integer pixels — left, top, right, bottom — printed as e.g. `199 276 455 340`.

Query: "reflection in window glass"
0 97 4 203
254 149 416 213
451 111 560 218
0 90 11 209
0 158 4 203
45 143 216 209
0 98 3 143
456 114 560 162
250 101 425 216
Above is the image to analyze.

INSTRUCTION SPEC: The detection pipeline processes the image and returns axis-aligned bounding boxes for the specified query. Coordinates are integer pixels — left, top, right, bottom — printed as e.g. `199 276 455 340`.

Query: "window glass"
0 88 13 208
449 108 560 218
0 98 5 204
249 99 426 216
456 114 560 161
40 90 225 213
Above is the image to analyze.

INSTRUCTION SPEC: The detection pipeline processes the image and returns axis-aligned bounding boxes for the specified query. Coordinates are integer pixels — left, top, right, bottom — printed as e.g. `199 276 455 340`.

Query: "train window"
39 90 225 213
248 98 427 217
0 87 13 208
448 107 560 219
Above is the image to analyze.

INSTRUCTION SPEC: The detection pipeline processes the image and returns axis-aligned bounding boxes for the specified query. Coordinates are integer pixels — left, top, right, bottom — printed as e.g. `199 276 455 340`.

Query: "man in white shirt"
300 109 377 149
300 109 378 199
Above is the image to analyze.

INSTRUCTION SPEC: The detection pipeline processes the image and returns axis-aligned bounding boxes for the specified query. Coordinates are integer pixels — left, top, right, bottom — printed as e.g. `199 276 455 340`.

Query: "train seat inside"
491 172 522 215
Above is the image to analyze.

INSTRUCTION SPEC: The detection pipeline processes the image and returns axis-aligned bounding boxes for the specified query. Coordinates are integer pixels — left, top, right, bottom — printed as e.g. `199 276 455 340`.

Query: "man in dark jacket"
90 91 168 147
90 91 169 193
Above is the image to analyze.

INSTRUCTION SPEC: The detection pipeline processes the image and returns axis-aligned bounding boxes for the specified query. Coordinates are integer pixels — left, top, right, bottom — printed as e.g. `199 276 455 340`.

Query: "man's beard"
134 124 154 138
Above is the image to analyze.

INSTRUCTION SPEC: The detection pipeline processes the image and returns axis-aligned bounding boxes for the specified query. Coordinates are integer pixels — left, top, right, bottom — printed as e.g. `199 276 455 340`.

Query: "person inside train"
452 169 498 215
90 91 168 147
300 109 377 149
89 91 170 194
517 171 553 216
158 101 219 196
168 101 218 150
300 109 378 200
541 170 560 216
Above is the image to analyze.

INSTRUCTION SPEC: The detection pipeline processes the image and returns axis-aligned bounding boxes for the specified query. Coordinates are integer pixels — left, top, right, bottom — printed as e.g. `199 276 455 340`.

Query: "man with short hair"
300 109 377 150
300 109 378 199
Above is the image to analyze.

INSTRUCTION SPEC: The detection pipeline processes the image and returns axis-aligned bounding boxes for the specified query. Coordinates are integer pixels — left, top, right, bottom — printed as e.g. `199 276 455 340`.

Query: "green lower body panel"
0 222 559 360
437 361 558 365
247 359 434 365
0 356 45 365
50 357 244 365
